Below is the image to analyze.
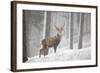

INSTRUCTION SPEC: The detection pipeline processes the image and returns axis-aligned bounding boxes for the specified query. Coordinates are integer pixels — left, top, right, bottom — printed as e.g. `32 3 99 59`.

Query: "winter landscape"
23 10 91 63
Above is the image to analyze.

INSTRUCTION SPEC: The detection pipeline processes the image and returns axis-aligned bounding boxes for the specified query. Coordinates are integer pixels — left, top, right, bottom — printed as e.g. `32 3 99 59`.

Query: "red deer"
39 24 65 58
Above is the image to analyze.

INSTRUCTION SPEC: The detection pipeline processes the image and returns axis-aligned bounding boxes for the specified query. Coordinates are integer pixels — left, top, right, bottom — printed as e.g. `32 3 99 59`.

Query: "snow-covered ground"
26 47 91 63
26 35 91 63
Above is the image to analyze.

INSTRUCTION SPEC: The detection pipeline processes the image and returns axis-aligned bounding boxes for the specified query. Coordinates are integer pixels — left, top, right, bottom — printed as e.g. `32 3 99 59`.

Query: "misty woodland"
23 10 91 63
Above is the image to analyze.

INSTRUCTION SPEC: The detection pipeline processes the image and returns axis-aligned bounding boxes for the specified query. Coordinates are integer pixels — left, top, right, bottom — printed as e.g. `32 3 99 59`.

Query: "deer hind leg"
39 48 48 58
44 48 48 57
42 45 48 57
39 48 44 58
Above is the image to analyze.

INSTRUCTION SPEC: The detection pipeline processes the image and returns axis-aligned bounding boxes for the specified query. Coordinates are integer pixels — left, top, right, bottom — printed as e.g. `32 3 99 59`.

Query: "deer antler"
55 25 60 31
61 24 65 30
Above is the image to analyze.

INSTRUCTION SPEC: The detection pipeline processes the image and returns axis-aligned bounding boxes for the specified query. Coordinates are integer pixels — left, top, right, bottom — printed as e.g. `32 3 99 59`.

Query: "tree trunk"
70 12 74 49
78 13 85 49
45 11 51 38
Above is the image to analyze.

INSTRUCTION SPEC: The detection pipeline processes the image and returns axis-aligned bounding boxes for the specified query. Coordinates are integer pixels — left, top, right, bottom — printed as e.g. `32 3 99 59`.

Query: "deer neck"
56 34 61 40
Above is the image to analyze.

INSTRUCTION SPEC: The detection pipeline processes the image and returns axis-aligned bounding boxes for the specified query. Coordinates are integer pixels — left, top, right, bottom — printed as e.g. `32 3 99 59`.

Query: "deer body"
39 25 64 58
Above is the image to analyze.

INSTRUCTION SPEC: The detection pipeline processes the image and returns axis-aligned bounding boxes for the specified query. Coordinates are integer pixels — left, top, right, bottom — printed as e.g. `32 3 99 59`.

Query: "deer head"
55 24 65 38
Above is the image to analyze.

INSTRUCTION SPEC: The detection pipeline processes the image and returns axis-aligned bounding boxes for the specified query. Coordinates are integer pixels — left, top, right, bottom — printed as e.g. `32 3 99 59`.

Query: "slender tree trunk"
78 13 85 49
45 11 51 38
70 12 74 49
